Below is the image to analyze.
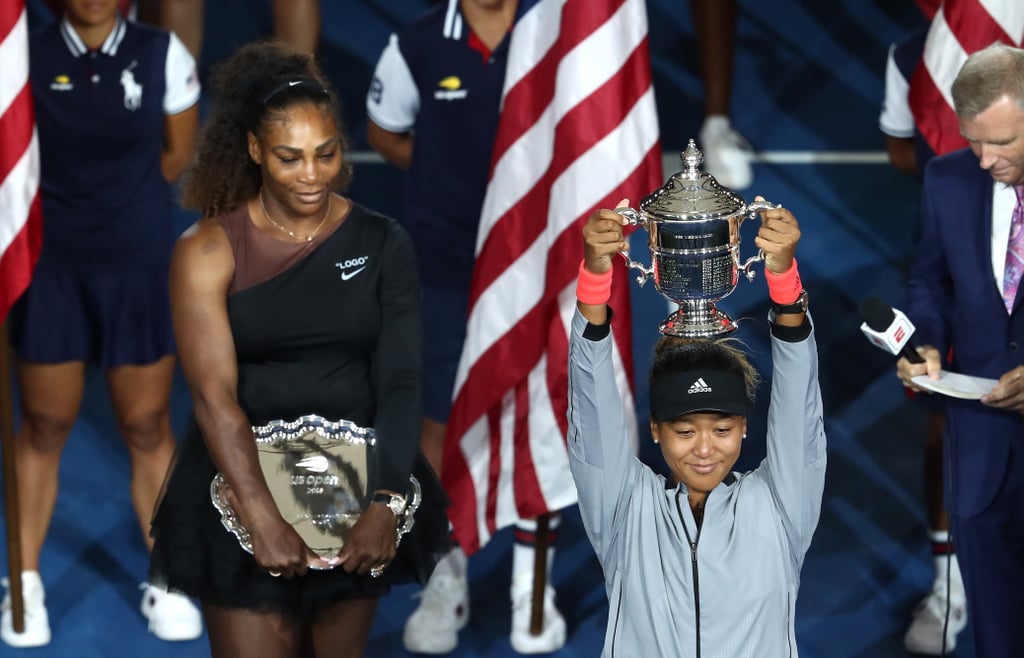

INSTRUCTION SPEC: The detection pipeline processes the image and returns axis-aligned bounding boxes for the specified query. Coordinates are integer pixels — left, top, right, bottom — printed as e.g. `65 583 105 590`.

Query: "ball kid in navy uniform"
3 0 200 647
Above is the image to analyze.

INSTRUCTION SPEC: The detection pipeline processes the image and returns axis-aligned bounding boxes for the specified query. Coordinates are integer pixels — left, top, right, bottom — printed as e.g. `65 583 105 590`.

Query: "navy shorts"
422 285 469 422
9 265 175 369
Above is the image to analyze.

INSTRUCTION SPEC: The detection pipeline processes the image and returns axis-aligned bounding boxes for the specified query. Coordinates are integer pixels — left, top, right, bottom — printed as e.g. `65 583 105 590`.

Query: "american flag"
916 0 940 21
909 0 1024 157
0 0 42 321
441 0 662 554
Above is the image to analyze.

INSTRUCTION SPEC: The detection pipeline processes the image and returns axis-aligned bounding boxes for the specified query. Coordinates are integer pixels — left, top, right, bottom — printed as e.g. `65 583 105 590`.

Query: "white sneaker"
140 584 203 641
402 550 470 654
1 571 51 647
903 588 968 655
698 115 754 190
509 575 566 654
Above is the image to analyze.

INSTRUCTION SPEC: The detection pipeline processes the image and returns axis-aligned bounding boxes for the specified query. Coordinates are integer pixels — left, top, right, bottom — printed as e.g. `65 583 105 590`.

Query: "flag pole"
528 512 550 635
0 321 24 632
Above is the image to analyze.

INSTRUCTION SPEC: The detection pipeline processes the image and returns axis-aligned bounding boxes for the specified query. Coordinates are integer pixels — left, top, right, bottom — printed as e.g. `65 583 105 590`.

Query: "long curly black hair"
181 41 353 218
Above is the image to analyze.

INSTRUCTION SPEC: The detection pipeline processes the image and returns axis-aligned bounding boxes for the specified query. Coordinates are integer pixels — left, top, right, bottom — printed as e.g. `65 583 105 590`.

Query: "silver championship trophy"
211 415 420 571
617 139 777 337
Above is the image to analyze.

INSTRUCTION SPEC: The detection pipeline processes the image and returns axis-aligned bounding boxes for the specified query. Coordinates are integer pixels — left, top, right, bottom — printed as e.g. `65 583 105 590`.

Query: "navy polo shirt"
367 1 512 291
29 16 199 268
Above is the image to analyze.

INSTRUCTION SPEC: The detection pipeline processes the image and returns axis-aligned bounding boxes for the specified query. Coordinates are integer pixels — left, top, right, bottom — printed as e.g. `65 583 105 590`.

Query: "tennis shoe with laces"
403 549 470 654
903 587 968 655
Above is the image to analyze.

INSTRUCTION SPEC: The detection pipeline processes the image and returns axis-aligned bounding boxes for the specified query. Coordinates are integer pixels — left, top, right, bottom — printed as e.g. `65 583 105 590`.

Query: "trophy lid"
639 139 746 220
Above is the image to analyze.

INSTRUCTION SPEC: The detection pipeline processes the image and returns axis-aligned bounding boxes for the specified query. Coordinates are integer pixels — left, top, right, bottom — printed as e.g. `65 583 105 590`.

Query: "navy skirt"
8 264 175 368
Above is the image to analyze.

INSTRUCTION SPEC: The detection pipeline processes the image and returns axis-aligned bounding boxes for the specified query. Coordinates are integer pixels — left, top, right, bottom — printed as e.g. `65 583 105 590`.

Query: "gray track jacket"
567 310 826 658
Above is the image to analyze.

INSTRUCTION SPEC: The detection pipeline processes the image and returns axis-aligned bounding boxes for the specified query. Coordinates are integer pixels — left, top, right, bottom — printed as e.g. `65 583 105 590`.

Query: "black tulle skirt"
148 419 452 617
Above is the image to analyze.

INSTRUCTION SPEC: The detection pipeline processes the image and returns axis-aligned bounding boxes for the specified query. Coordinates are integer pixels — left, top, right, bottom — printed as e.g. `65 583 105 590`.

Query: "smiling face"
960 94 1024 186
651 412 746 500
247 101 343 220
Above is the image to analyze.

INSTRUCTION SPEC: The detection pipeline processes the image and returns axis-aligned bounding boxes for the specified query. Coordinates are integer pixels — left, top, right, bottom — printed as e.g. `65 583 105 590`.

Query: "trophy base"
660 301 737 337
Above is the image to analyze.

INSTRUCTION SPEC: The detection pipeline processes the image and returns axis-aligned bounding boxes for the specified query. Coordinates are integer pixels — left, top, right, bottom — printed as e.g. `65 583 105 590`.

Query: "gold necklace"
258 189 332 242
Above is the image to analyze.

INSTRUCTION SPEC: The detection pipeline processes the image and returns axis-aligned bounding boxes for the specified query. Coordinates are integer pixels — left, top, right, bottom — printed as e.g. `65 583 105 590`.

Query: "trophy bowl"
617 139 777 337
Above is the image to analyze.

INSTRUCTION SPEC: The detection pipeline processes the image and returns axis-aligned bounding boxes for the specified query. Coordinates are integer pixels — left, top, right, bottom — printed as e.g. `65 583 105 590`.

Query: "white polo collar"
60 15 127 58
442 0 464 40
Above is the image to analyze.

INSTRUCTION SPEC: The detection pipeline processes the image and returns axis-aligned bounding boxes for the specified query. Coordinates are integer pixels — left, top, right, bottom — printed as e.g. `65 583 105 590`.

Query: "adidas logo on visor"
688 378 712 394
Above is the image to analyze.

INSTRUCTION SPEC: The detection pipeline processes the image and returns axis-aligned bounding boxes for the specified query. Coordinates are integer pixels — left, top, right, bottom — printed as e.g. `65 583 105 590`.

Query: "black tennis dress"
148 200 450 615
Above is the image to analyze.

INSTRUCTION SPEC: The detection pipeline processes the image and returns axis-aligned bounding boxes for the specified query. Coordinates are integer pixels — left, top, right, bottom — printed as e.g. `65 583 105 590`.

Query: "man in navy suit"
898 43 1024 658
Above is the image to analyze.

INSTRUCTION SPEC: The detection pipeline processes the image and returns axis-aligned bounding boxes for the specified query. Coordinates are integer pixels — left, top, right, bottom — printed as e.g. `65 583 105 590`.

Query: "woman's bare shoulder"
172 217 234 284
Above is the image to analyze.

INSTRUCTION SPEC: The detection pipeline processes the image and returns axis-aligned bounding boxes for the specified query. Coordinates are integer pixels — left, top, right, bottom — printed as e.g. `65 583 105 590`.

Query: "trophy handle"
739 251 764 282
746 199 779 215
613 207 653 286
740 199 780 281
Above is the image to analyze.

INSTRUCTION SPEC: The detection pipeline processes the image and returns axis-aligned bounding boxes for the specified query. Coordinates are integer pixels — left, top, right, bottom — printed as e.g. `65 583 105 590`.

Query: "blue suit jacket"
907 148 1024 517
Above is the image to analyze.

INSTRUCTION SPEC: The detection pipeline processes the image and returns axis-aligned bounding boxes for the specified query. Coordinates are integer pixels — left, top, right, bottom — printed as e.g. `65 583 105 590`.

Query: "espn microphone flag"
859 297 925 364
442 0 663 554
908 0 1024 157
0 0 42 320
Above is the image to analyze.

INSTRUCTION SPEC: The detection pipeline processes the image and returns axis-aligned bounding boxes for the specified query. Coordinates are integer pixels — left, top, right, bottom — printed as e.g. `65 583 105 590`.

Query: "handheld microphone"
858 296 925 364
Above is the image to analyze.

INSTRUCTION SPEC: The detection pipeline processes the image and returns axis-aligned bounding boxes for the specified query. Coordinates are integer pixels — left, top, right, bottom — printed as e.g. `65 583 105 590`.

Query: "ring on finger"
369 564 387 578
268 570 282 578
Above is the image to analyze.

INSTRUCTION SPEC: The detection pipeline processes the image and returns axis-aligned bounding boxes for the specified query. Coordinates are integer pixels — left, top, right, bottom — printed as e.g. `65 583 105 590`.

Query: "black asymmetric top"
148 200 449 614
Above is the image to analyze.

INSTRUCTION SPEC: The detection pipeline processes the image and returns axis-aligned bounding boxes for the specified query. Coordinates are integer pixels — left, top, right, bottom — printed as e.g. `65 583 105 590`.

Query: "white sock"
700 114 732 136
929 529 965 604
511 515 560 596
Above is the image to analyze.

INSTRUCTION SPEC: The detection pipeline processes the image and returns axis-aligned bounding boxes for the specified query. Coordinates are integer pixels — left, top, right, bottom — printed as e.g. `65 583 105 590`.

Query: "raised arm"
752 203 826 560
567 201 641 563
759 316 826 561
170 219 331 576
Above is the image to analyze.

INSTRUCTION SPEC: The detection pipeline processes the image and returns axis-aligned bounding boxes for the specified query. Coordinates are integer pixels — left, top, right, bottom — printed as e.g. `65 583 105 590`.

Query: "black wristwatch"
371 491 408 518
771 289 809 315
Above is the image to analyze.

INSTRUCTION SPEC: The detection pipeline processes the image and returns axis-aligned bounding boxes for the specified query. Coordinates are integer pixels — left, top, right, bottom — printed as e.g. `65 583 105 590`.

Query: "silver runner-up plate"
211 415 378 569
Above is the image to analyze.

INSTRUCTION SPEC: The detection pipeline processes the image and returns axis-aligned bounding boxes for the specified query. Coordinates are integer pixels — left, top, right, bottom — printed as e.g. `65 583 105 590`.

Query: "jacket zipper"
675 491 701 658
611 585 623 657
786 592 794 657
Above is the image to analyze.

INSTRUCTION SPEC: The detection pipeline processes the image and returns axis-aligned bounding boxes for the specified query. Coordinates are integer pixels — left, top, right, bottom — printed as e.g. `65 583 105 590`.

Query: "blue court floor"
1 1 974 656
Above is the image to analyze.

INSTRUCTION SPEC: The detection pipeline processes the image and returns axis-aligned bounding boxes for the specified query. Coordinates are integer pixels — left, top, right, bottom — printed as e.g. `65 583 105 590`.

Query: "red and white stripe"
0 0 42 320
909 0 1024 157
442 0 662 554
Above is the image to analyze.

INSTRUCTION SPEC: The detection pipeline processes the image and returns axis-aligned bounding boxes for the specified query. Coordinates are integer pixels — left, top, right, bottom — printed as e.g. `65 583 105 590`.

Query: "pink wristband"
763 258 802 304
576 259 613 305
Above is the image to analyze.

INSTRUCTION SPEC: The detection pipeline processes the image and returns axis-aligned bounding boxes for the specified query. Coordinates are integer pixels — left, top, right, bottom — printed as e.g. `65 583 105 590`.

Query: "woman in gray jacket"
568 198 825 657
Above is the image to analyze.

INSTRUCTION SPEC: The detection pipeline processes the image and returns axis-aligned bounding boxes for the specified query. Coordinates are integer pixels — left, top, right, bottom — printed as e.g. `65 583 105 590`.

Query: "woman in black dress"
148 41 447 657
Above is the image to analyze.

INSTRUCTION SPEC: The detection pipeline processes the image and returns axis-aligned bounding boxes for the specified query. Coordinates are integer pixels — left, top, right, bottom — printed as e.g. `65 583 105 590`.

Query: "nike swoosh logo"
340 266 366 281
288 80 302 87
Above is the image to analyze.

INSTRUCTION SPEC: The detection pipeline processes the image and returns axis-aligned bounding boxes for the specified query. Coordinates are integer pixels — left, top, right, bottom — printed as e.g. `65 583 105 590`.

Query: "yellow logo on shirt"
50 74 73 92
434 76 467 101
438 76 462 90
